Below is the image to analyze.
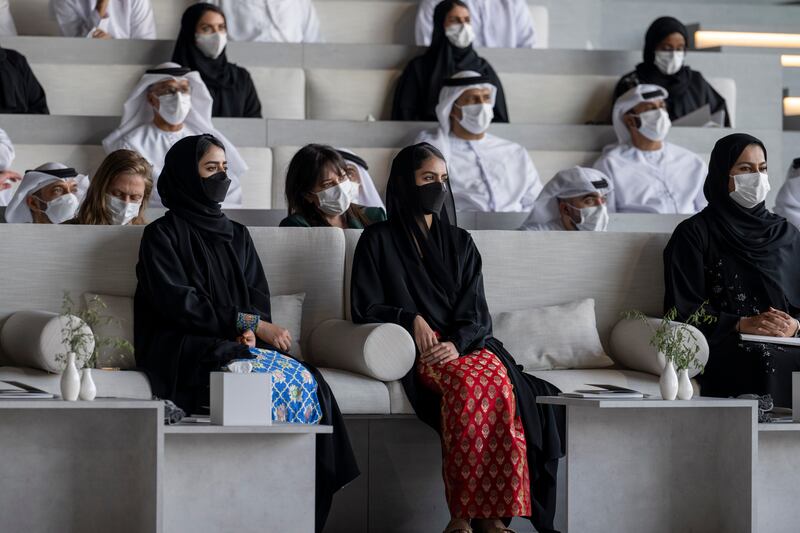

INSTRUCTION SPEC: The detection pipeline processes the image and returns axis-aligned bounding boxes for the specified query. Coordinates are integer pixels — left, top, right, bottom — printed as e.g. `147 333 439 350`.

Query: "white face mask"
157 93 192 125
195 32 227 59
38 193 80 224
730 172 770 209
637 107 671 142
455 103 493 135
316 180 357 216
106 194 141 225
654 50 685 76
567 203 609 232
445 23 475 49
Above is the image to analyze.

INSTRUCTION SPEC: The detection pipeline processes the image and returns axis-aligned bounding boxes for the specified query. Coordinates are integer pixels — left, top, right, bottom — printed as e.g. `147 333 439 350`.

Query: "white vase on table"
677 369 694 400
60 352 80 402
660 357 678 401
79 368 97 401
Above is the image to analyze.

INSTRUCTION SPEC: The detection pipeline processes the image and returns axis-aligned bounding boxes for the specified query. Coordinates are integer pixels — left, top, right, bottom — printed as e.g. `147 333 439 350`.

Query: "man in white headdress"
774 158 800 229
519 167 612 231
594 83 707 214
4 163 89 224
336 149 385 209
0 0 17 36
415 71 542 212
50 0 156 39
0 127 21 206
203 0 321 43
103 63 246 207
415 0 535 48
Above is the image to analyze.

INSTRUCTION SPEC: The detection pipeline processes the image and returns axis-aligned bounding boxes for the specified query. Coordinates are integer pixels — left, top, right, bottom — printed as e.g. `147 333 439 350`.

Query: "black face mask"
418 182 447 215
201 171 231 203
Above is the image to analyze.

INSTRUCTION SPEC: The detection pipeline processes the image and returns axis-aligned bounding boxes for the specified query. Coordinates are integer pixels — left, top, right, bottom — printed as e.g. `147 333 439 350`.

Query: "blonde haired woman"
72 149 153 225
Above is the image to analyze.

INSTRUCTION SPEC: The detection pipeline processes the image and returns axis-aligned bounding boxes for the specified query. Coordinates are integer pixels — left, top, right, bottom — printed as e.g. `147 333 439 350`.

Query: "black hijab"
702 133 800 299
172 4 236 90
385 142 459 297
391 0 508 121
157 134 235 241
634 17 691 98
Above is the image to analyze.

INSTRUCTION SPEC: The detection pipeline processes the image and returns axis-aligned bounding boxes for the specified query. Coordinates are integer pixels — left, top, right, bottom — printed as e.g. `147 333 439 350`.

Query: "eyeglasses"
151 85 191 97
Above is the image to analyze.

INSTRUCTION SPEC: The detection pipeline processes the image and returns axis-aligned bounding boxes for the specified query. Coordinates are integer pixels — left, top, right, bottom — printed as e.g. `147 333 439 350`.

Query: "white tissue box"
210 372 272 426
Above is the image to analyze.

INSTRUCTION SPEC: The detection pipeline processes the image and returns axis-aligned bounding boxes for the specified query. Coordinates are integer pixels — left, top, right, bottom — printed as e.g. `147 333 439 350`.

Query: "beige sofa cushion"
0 366 152 399
610 318 710 379
309 319 415 382
493 299 613 371
387 368 696 415
0 310 94 373
319 368 391 415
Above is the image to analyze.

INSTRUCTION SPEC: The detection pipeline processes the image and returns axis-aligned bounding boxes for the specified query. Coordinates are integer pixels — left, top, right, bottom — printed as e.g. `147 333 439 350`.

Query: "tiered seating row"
2 37 784 130
2 116 785 211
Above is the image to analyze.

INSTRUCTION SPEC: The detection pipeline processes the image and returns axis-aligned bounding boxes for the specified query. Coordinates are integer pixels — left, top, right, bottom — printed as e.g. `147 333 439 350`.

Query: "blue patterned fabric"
231 348 322 424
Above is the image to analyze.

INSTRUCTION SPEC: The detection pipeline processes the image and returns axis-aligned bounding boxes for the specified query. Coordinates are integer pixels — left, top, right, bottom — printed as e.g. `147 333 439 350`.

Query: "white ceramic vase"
677 369 694 400
60 352 81 402
660 358 678 401
79 368 97 401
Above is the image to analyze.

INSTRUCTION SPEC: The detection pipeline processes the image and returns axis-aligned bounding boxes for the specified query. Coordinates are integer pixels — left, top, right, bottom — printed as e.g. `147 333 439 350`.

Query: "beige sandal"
444 518 473 533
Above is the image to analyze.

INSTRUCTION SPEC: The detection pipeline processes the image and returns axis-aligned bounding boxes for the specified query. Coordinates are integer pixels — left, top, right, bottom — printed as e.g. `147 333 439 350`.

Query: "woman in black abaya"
172 3 262 118
351 143 563 533
391 0 508 123
665 133 800 407
612 16 730 127
134 134 358 531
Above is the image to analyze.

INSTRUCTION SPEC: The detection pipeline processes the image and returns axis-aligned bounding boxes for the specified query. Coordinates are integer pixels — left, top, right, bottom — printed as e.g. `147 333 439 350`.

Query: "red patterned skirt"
417 348 531 519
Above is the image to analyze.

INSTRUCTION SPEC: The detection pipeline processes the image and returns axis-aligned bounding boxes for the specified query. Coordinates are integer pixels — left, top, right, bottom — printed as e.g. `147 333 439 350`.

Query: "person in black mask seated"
134 134 359 530
172 3 262 118
280 144 386 228
665 134 800 408
351 142 564 533
391 0 508 123
0 45 49 114
613 16 729 127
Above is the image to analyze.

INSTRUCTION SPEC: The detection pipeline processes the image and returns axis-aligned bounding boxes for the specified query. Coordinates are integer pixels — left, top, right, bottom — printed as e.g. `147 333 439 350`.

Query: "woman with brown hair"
72 149 153 225
280 143 386 228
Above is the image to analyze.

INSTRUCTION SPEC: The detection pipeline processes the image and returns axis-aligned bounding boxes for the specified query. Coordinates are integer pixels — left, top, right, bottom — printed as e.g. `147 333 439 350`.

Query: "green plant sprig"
622 303 716 372
58 292 134 370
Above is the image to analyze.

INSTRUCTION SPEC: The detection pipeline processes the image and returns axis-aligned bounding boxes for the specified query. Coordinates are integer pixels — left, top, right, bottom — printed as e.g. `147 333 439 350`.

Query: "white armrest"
609 317 709 379
308 319 415 382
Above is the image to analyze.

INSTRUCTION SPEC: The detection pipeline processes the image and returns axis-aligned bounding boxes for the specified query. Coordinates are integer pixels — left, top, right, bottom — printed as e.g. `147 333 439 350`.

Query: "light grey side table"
163 422 333 533
0 399 163 533
757 423 800 533
538 396 758 533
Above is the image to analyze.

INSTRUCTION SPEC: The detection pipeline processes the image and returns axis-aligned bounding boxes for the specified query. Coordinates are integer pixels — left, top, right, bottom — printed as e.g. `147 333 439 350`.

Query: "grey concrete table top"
165 422 333 434
0 399 162 409
537 395 758 409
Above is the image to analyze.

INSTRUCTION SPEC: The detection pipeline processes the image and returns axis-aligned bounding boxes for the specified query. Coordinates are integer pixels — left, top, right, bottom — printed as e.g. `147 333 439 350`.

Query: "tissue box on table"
210 372 272 426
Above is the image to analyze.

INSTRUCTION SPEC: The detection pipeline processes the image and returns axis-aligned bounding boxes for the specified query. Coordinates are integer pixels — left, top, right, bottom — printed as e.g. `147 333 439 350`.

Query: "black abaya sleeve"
138 223 240 340
485 63 509 123
18 53 48 114
447 235 492 354
391 61 423 121
351 231 419 332
241 70 263 119
664 217 740 345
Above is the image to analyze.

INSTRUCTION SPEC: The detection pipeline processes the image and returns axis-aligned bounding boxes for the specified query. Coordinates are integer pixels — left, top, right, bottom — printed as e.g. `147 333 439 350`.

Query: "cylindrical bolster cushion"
610 318 709 379
0 311 95 373
309 319 415 382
